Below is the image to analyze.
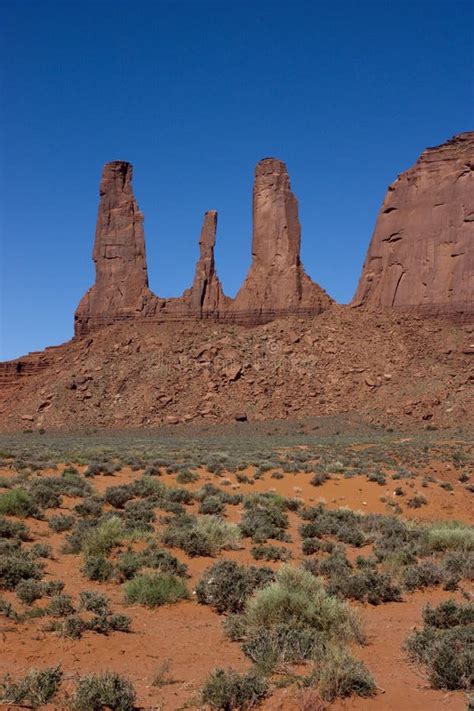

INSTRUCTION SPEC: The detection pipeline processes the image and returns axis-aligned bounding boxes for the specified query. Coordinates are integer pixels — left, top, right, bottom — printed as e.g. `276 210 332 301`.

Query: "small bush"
82 554 114 582
312 646 376 701
367 472 386 486
116 550 143 580
199 495 225 516
74 496 103 518
104 485 134 509
124 573 189 607
423 521 474 553
327 569 402 605
79 590 110 615
0 515 30 540
240 494 289 543
407 495 427 509
71 671 136 711
16 579 44 604
201 668 269 710
162 515 240 557
83 516 124 557
0 489 37 517
31 542 53 559
0 665 62 707
29 481 61 509
406 624 473 691
56 614 87 639
196 561 274 614
48 514 75 532
251 543 291 562
140 544 189 577
0 553 43 590
422 599 474 629
403 561 443 591
311 473 330 487
47 593 75 617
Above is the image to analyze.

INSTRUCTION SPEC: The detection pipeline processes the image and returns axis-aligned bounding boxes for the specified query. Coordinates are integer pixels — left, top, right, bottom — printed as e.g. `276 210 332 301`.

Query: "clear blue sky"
1 0 472 360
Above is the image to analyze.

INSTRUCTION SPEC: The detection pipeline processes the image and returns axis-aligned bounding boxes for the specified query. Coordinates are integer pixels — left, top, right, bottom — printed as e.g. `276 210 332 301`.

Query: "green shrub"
79 590 110 615
422 599 474 629
74 496 103 518
71 671 136 710
406 625 473 691
423 521 474 553
141 544 188 577
0 553 43 590
244 566 362 643
327 570 402 605
43 580 65 596
56 614 87 639
0 595 17 619
122 499 155 531
104 485 134 509
48 514 75 532
196 561 274 613
176 469 200 484
311 646 376 701
82 554 114 582
31 542 53 559
124 573 189 607
0 665 62 707
0 489 37 517
251 543 291 561
47 593 75 617
199 495 225 516
240 494 289 543
403 561 442 591
83 516 124 557
407 495 427 509
29 481 61 509
201 668 269 710
242 624 323 673
367 471 386 486
162 515 240 557
16 579 44 604
0 515 30 540
116 550 143 580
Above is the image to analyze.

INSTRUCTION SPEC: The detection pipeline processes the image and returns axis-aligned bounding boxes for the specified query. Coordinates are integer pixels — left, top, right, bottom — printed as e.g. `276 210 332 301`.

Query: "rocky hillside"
1 305 472 432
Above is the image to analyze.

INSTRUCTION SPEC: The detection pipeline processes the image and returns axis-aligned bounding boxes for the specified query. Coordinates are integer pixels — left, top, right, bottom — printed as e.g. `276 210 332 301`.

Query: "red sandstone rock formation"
232 158 332 318
353 132 474 318
74 156 332 335
74 161 159 336
184 210 229 315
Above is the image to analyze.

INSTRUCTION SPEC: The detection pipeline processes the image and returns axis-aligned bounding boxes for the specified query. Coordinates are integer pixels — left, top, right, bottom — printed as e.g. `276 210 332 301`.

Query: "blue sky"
1 0 472 360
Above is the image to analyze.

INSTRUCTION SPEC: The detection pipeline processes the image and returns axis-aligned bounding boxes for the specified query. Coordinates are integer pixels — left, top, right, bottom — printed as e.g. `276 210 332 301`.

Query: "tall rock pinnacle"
74 161 158 335
188 210 227 314
353 132 474 318
233 158 332 317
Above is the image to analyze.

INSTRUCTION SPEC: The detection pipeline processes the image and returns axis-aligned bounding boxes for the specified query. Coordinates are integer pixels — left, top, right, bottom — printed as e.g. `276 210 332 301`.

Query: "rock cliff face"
353 132 474 318
74 161 159 336
232 158 332 319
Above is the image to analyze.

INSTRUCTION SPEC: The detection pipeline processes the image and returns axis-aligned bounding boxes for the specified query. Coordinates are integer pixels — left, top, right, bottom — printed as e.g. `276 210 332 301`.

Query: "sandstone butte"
75 131 473 338
353 131 473 319
74 156 333 336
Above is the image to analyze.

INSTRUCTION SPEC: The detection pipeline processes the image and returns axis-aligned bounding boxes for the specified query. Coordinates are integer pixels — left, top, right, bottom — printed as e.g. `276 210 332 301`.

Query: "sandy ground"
0 451 472 710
